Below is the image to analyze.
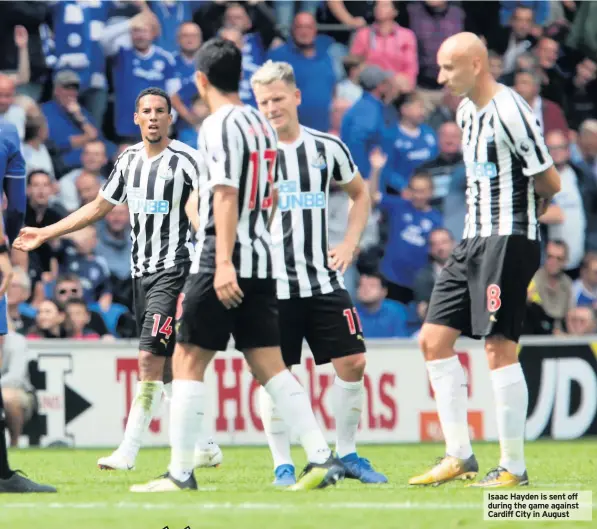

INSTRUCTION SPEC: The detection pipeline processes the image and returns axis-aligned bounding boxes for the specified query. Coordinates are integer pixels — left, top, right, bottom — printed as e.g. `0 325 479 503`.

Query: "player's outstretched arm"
329 172 371 273
13 195 115 252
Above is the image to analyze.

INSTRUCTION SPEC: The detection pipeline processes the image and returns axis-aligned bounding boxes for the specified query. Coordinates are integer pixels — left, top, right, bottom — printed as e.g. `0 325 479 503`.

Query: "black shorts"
426 235 540 343
176 273 279 352
278 289 366 367
133 264 189 357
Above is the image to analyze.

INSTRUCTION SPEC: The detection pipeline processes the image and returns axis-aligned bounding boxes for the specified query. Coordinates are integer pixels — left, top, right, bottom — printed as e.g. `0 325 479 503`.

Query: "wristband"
0 243 8 254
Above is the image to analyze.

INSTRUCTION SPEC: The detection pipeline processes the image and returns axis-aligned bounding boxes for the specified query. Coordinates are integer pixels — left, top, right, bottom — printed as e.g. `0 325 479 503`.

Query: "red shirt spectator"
351 1 417 92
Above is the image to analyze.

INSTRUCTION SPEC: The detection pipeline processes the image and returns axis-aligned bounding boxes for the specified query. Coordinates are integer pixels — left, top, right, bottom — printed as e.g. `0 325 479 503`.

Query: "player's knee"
418 327 445 361
333 353 366 381
485 335 518 369
172 343 212 380
138 350 165 381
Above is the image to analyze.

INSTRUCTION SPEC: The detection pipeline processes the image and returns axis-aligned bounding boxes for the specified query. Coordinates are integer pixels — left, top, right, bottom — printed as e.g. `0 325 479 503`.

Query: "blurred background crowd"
0 0 596 352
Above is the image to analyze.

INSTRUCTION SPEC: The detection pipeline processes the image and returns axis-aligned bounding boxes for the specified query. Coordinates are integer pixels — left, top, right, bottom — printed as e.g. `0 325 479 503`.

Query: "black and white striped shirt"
271 126 357 299
192 104 277 278
457 85 553 240
100 140 199 277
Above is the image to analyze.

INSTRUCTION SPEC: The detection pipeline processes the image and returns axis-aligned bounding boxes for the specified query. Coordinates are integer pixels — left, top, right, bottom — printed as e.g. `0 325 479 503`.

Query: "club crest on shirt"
515 137 533 157
160 166 174 180
310 153 327 170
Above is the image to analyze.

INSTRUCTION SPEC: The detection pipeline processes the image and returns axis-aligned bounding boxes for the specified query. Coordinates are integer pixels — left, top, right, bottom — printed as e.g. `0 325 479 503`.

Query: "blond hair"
250 60 296 89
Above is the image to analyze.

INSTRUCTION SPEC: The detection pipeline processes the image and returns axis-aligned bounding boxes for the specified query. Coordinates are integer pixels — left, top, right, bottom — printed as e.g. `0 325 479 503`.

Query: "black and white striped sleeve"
203 111 242 189
100 151 128 204
499 91 553 177
331 137 358 184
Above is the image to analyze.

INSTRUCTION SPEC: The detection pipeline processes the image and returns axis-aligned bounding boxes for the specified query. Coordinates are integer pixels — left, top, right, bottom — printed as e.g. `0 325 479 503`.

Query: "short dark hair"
548 239 569 257
195 37 241 94
135 87 172 113
27 169 52 186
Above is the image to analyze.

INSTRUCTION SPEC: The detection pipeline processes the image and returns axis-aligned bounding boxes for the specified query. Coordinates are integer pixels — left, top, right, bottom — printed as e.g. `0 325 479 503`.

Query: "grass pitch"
1 440 595 529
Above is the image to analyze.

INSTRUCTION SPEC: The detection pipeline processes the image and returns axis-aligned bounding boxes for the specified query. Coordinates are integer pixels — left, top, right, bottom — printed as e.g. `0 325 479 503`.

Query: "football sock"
0 384 14 479
118 381 164 463
491 363 528 476
264 370 331 464
169 380 205 482
426 356 473 460
331 376 364 458
259 385 293 469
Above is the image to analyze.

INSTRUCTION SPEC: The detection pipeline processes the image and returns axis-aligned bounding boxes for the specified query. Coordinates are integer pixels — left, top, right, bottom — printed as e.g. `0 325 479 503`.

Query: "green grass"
1 441 595 529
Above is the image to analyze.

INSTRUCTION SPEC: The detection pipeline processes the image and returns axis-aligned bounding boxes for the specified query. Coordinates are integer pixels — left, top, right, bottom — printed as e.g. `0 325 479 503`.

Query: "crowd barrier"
17 337 597 447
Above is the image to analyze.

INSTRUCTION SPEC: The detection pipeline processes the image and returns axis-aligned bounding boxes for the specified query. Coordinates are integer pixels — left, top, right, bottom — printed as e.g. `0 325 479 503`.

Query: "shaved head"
437 32 492 99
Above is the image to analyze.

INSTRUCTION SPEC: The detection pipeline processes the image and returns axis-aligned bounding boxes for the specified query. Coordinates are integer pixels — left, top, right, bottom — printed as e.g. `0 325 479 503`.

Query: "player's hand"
0 252 13 297
214 261 244 309
328 240 358 274
14 26 28 49
13 227 47 252
369 147 387 171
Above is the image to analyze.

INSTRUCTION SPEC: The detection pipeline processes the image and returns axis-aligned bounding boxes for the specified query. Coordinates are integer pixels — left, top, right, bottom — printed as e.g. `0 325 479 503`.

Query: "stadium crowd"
0 0 596 357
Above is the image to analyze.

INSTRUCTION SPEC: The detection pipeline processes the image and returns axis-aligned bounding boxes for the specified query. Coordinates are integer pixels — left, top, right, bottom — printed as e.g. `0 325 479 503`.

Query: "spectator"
274 0 320 39
1 325 36 446
571 119 597 177
219 25 262 108
75 171 101 207
417 121 463 212
323 0 375 47
58 140 107 212
545 130 586 273
41 70 103 175
0 75 26 139
564 58 597 132
96 203 132 310
489 6 537 75
64 298 100 340
56 225 111 308
375 171 442 304
564 306 597 336
22 112 54 179
401 0 466 112
6 267 34 335
170 22 202 138
513 69 568 137
413 227 454 322
26 299 68 339
488 50 504 81
526 240 573 334
532 36 566 107
101 9 180 141
329 97 352 137
24 170 66 282
335 55 364 104
50 1 110 128
341 65 393 182
354 272 409 338
350 0 418 94
267 12 336 131
571 253 597 309
425 87 462 131
53 274 109 337
499 1 549 29
565 1 597 65
0 1 50 100
383 93 438 193
176 96 209 148
149 0 195 54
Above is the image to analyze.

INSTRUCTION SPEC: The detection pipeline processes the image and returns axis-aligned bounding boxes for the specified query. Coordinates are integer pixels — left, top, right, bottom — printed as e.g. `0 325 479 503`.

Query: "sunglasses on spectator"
58 288 80 295
62 83 79 90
